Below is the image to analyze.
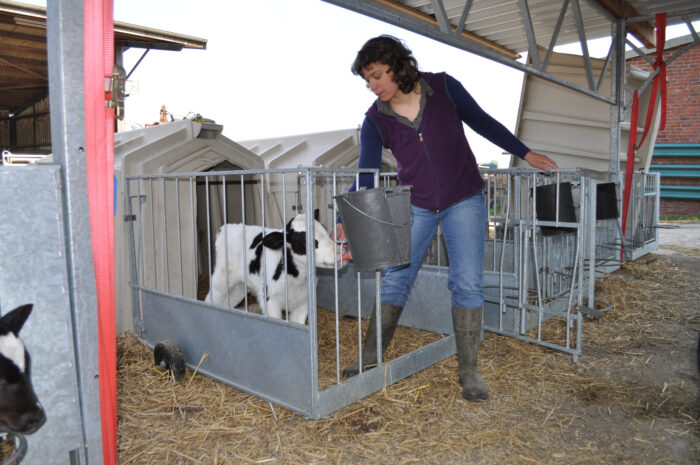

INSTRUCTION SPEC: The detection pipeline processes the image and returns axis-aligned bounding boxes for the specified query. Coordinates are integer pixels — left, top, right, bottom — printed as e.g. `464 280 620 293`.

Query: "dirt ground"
117 232 700 465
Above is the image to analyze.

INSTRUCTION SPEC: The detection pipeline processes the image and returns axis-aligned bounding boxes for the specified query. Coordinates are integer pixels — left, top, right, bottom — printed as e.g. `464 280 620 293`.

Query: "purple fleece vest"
366 72 484 212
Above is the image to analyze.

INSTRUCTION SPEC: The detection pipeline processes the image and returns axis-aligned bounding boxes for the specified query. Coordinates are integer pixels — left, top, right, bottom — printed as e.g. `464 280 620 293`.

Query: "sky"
111 0 527 165
24 0 699 165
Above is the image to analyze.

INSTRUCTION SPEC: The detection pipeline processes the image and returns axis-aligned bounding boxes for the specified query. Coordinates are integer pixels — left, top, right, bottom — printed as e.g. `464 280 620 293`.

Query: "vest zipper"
417 131 440 210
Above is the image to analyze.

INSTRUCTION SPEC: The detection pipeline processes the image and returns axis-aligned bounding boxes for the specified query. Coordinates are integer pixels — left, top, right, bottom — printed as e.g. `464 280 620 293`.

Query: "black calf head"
248 218 319 279
0 304 46 434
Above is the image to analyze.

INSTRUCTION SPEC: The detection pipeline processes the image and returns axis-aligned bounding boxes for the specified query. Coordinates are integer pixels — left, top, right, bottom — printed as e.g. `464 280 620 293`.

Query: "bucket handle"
340 197 410 228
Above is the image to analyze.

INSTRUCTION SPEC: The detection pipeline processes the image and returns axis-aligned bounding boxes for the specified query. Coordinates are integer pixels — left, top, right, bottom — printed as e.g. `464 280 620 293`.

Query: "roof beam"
0 55 46 81
322 0 615 104
373 0 520 58
592 0 655 47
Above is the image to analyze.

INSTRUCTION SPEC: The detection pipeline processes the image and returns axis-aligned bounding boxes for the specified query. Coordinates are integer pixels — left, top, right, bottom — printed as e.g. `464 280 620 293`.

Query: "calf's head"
258 214 339 269
287 214 340 269
0 304 46 434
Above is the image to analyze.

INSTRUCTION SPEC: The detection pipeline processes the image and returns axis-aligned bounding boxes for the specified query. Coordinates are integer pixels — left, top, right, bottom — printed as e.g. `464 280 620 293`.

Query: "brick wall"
661 198 699 216
628 41 699 217
627 44 700 144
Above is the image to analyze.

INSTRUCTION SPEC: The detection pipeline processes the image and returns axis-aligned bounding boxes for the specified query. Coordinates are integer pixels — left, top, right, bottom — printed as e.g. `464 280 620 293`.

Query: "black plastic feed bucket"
535 182 577 236
596 182 619 220
335 186 412 271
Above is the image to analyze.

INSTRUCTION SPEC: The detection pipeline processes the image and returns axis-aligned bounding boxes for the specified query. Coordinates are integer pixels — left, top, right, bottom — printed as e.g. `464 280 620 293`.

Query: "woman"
337 35 557 401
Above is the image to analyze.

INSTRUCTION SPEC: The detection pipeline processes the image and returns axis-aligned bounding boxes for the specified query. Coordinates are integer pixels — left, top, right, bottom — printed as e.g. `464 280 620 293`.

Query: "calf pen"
123 167 652 419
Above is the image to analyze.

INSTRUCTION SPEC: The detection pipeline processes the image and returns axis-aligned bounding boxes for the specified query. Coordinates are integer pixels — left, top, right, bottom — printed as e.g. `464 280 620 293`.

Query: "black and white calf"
205 214 340 324
0 304 46 435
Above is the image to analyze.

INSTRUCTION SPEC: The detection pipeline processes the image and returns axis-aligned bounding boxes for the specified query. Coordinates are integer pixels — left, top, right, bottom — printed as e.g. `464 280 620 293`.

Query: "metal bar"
205 176 212 299
626 39 655 66
356 269 363 372
161 179 169 293
150 179 157 289
223 175 230 308
125 180 142 332
609 18 625 172
125 166 380 181
332 173 342 384
46 0 101 461
260 173 268 317
519 0 541 69
595 40 614 92
175 178 183 296
282 173 289 321
499 173 511 329
571 0 595 90
665 40 700 67
125 47 150 80
190 177 196 298
585 179 596 313
685 17 699 41
304 170 321 418
138 181 145 290
543 0 570 71
241 174 249 311
429 0 450 34
455 0 474 37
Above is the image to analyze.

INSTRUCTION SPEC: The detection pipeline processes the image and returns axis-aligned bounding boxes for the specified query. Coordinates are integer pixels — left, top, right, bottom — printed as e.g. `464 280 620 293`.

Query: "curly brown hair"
351 35 421 94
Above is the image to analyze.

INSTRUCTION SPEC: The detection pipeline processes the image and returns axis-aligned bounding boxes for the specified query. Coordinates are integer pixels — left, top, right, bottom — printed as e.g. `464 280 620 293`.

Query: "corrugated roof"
323 0 699 103
328 0 700 58
0 0 206 116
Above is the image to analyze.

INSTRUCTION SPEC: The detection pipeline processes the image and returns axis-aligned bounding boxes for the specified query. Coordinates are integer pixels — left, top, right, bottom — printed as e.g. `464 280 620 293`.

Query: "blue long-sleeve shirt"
350 73 529 192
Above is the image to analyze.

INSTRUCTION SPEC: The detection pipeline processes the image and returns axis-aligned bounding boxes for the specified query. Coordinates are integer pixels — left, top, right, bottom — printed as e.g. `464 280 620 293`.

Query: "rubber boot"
452 307 489 401
342 302 403 377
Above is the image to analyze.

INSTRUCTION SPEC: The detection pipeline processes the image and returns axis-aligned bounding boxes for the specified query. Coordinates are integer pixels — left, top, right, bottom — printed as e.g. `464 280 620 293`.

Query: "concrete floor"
654 222 700 253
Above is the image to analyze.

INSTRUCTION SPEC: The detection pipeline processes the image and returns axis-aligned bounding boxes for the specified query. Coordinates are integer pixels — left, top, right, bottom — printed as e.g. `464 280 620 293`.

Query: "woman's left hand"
524 151 558 171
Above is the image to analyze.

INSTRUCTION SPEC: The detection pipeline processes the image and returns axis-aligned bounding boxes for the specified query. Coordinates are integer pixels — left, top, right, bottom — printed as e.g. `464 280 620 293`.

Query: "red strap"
621 13 667 262
636 13 667 149
84 0 116 464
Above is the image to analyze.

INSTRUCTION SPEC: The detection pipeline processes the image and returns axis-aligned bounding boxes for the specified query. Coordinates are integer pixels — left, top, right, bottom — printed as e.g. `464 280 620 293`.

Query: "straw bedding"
118 252 699 464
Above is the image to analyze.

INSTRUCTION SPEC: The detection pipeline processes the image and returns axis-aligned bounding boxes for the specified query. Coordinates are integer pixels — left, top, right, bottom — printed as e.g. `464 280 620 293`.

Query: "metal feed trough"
124 166 650 418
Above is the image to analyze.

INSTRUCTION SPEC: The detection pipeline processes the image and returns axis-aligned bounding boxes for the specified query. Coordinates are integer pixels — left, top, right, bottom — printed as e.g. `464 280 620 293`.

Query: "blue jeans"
381 191 486 309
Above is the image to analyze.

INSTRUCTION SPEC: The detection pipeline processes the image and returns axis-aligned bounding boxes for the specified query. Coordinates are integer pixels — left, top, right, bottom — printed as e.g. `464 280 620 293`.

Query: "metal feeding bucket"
335 186 412 271
535 182 577 236
0 433 28 464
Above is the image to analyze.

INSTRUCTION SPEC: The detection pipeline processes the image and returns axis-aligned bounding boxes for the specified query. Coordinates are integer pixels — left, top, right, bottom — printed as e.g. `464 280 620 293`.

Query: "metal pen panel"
123 166 653 417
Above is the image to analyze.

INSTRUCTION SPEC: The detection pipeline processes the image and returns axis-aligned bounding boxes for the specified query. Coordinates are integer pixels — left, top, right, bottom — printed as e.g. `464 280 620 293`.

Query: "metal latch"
105 64 126 120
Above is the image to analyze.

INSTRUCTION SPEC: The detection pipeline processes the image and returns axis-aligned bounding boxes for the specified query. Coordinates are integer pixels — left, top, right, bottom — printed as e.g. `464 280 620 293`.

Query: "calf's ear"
262 232 285 250
1 304 33 335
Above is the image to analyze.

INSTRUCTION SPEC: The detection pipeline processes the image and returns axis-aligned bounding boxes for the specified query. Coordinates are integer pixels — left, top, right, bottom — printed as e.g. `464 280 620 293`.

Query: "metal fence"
123 166 655 418
124 167 458 419
624 171 660 260
478 168 610 361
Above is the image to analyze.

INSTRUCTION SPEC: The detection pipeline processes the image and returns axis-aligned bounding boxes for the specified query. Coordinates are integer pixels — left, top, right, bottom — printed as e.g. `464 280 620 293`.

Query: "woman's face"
362 62 399 102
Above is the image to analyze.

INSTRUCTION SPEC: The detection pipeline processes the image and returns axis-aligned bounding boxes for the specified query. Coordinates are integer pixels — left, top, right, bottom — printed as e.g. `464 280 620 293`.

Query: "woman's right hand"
334 223 346 242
